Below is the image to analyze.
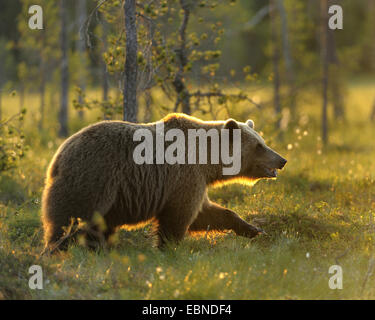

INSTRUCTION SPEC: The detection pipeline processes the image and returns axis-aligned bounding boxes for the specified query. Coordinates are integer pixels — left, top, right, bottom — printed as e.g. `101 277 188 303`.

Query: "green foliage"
72 86 123 120
0 109 27 173
16 0 60 90
74 0 258 120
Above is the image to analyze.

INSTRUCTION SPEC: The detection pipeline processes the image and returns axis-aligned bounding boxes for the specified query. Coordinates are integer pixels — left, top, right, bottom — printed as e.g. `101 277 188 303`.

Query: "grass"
0 82 374 299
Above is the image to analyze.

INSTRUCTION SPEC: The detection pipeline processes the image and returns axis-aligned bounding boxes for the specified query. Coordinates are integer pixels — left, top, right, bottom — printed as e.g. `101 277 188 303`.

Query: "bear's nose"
278 158 287 169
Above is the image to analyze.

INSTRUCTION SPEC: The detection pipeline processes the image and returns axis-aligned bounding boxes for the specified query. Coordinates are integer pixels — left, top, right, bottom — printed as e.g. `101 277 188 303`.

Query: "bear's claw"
257 228 267 235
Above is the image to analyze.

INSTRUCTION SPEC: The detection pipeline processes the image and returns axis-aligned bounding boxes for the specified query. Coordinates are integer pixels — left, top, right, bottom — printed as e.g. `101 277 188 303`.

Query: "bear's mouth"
265 167 278 178
256 165 278 178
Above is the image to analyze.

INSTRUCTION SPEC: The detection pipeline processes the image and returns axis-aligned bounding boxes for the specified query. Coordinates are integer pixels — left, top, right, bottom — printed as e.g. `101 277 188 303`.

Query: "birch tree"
123 0 138 122
270 0 281 129
320 0 329 145
59 0 69 137
76 0 87 120
276 0 296 116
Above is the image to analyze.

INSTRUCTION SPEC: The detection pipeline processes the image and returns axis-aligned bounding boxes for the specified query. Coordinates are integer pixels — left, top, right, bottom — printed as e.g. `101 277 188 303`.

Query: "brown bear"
41 113 286 251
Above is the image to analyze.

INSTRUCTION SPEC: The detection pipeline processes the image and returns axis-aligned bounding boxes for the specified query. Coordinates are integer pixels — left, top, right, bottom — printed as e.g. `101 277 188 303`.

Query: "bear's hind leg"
42 176 120 253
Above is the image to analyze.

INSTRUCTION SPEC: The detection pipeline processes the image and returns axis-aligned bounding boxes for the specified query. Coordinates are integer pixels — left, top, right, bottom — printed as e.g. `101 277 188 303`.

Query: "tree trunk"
270 0 281 129
76 0 87 120
331 66 345 120
39 57 45 131
326 0 345 121
102 61 109 120
372 0 375 72
123 0 138 122
0 90 2 122
59 0 69 137
39 27 47 131
18 84 24 127
369 0 375 122
276 0 296 117
101 18 110 120
173 0 191 115
19 84 24 112
320 0 329 145
371 98 375 121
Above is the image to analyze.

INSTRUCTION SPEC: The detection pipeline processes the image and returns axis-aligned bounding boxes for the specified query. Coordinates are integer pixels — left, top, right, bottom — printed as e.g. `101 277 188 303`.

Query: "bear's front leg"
189 200 264 239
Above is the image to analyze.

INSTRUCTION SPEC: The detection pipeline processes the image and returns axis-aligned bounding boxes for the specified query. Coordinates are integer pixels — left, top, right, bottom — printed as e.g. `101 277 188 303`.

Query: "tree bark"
320 0 329 145
371 0 375 72
331 66 345 120
327 0 345 120
76 0 87 120
102 54 109 120
123 0 138 122
369 0 375 121
39 53 46 131
0 91 2 122
173 0 191 115
101 17 110 120
270 0 281 129
371 98 375 121
276 0 296 117
19 84 24 113
59 0 69 137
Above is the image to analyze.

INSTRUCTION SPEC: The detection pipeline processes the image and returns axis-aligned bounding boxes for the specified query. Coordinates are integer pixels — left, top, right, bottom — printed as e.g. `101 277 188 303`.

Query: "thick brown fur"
42 113 286 251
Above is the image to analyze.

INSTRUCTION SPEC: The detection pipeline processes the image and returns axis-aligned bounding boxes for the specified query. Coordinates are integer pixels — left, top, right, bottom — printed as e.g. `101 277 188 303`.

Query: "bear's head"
223 118 287 182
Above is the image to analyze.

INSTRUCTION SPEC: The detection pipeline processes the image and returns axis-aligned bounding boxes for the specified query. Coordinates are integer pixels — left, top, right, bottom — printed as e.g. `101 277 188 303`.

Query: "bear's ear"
224 119 239 130
246 119 254 129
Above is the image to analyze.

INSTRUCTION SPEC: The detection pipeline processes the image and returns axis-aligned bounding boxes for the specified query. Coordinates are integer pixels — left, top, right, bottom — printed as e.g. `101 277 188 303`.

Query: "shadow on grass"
280 172 333 192
248 211 362 243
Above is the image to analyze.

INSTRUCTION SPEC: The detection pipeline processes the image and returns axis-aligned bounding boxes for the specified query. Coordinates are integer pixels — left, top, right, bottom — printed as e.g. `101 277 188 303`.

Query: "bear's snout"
278 158 287 169
265 147 287 170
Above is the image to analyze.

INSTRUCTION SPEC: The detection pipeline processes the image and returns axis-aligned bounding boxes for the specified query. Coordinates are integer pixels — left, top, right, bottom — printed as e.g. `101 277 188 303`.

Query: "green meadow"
1 81 374 300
